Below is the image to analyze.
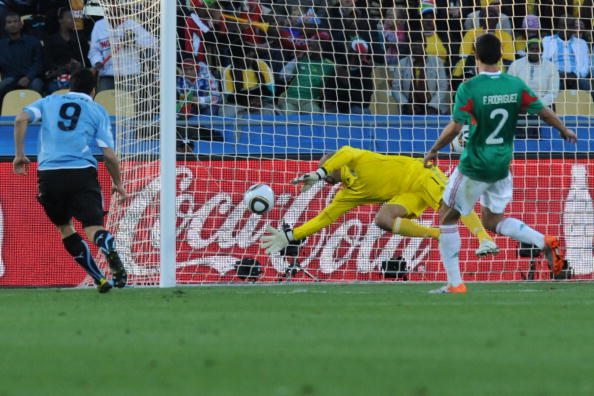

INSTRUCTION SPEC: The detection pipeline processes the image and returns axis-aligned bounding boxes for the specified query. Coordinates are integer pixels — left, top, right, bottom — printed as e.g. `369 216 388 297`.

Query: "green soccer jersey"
286 58 335 101
452 71 544 182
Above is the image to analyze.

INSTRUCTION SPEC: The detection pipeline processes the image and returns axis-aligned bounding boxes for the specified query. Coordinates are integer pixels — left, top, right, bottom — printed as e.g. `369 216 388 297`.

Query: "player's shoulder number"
485 108 508 145
57 102 82 131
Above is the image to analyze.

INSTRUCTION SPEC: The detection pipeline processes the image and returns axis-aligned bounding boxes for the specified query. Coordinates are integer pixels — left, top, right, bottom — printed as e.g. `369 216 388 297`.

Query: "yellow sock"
460 211 493 242
392 218 440 239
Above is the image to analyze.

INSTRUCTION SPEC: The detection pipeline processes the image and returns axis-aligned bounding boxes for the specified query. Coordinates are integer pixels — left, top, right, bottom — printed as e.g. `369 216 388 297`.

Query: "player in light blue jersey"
13 69 128 293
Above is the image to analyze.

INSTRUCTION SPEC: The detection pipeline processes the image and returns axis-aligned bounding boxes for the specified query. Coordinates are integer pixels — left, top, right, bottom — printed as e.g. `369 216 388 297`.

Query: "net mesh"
93 0 594 286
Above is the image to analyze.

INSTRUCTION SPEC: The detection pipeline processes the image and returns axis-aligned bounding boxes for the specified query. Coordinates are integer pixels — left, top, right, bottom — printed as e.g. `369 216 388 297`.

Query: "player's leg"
430 202 466 293
58 222 112 293
431 168 488 294
375 197 439 239
73 168 127 288
460 211 499 257
37 169 111 292
84 225 127 288
480 176 566 275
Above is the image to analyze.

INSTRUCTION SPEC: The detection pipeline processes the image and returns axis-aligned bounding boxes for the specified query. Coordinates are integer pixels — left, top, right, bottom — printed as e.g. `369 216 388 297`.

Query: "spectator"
390 39 449 115
88 9 157 92
420 6 448 64
434 0 473 69
277 39 335 114
267 4 330 70
220 48 276 117
0 12 43 105
177 58 221 117
509 39 560 108
236 0 270 46
183 0 222 64
325 0 383 66
515 14 541 58
453 5 515 80
508 38 560 138
381 7 407 66
542 17 591 90
464 1 513 35
43 7 88 93
176 57 225 153
324 38 374 114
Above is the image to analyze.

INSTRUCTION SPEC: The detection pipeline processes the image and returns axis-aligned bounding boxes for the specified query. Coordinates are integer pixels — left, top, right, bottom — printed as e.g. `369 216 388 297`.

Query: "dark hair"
5 11 20 22
70 69 97 94
475 33 501 65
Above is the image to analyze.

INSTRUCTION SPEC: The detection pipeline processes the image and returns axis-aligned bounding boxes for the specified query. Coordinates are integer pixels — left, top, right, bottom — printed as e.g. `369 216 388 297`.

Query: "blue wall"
1 115 592 156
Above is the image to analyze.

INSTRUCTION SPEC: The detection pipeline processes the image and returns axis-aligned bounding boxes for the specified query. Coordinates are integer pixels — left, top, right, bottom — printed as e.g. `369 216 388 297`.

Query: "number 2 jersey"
453 71 544 182
24 92 114 171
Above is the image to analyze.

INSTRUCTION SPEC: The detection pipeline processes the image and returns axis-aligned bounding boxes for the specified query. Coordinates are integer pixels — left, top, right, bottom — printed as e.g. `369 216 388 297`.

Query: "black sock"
93 229 116 255
63 233 104 283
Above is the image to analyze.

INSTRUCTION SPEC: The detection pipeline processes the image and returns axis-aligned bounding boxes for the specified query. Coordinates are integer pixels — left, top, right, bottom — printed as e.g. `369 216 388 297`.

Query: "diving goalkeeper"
261 145 498 256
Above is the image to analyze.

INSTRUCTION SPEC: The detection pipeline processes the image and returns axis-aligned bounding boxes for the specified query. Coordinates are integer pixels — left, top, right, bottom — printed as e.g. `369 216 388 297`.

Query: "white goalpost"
94 0 594 286
160 0 178 287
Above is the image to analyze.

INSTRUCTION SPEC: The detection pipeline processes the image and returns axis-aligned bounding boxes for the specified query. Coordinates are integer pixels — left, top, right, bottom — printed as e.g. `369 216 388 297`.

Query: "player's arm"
291 146 362 192
520 81 577 143
537 107 577 143
424 83 470 167
96 107 128 198
260 195 358 254
423 121 463 168
13 111 31 175
102 147 128 198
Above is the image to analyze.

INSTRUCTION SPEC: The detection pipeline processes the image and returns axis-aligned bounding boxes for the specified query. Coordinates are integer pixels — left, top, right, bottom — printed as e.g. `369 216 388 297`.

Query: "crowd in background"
176 0 594 119
0 0 593 121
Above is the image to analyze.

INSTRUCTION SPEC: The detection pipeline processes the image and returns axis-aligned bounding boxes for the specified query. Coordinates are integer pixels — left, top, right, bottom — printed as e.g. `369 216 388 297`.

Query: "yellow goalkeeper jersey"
292 146 445 240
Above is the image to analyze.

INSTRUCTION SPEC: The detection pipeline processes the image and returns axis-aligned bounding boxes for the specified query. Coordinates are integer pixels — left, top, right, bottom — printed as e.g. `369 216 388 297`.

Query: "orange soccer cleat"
544 236 565 275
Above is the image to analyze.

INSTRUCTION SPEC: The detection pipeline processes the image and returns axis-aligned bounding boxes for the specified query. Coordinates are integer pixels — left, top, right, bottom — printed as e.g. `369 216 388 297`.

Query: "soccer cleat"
97 278 113 294
475 239 500 257
106 251 128 288
428 283 468 294
543 236 565 275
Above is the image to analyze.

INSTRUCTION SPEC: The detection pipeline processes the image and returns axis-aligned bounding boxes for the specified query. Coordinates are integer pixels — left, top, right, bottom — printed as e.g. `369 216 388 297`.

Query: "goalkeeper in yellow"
261 145 498 256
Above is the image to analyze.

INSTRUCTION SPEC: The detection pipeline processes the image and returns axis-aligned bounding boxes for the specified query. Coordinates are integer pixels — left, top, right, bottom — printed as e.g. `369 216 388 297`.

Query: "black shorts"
37 167 105 228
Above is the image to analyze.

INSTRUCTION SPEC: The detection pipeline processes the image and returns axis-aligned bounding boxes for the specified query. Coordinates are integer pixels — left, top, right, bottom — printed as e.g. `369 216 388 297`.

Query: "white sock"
495 218 545 249
439 225 463 287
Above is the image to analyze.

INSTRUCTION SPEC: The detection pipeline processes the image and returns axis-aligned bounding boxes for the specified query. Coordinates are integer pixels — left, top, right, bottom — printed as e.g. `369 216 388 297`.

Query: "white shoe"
475 239 499 257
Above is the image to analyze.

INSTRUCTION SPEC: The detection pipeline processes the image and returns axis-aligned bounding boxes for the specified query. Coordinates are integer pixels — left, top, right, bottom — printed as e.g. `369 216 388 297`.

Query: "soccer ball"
244 184 275 215
450 125 469 154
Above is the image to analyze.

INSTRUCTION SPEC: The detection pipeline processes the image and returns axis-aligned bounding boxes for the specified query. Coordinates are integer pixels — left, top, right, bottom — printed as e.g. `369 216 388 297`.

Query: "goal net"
94 0 594 286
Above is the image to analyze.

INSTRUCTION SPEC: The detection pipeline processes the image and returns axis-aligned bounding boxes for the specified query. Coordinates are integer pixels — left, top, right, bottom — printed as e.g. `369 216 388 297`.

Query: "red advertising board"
1 159 593 287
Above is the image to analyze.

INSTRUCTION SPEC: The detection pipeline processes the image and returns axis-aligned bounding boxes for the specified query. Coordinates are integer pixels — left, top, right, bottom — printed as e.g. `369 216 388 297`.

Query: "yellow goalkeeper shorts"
387 166 447 218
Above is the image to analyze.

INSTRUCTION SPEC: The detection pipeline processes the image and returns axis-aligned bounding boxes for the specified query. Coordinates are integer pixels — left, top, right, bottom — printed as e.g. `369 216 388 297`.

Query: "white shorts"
443 167 513 216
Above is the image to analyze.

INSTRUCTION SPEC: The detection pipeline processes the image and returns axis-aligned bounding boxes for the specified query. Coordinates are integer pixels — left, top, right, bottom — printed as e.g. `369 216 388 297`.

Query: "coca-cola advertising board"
0 159 592 287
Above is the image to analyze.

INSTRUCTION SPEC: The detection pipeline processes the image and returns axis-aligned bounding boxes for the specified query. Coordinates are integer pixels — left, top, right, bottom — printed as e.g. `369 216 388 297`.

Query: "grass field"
1 283 593 396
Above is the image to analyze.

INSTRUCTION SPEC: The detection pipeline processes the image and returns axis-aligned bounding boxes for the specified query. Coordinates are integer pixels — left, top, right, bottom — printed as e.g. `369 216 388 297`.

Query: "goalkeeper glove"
291 168 327 192
260 225 295 254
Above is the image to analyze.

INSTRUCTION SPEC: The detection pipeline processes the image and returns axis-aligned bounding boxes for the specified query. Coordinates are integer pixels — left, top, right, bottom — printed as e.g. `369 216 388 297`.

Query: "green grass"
1 283 594 396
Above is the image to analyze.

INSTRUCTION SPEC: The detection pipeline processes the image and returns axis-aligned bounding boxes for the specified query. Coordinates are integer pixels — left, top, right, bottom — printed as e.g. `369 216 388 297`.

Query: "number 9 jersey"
453 72 544 183
24 92 114 171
